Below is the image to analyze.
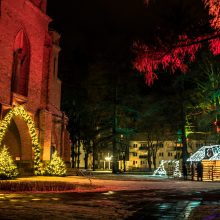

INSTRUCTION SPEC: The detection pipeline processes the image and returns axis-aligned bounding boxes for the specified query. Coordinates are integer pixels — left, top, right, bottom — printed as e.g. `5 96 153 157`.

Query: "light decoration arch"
0 105 41 175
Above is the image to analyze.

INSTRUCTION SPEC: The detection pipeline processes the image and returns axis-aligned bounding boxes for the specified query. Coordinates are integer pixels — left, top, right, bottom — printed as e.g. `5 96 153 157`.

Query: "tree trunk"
123 155 126 172
180 75 188 165
147 153 152 171
92 143 97 171
112 130 118 173
181 122 188 164
112 86 119 174
153 154 156 169
77 140 80 169
71 144 75 168
84 152 88 169
215 97 220 143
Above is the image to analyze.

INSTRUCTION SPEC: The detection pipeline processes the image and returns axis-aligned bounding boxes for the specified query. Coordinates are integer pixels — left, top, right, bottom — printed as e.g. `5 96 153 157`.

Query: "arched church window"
11 30 30 97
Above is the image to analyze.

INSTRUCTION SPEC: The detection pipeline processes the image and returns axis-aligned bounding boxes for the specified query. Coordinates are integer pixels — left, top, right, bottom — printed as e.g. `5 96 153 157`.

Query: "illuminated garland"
187 145 220 162
153 160 167 176
0 105 42 175
209 153 220 160
173 160 182 178
153 160 181 177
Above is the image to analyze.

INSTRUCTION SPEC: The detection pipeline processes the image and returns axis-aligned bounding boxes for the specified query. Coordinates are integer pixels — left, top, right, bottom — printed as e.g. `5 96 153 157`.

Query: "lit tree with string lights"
44 151 67 176
0 146 18 179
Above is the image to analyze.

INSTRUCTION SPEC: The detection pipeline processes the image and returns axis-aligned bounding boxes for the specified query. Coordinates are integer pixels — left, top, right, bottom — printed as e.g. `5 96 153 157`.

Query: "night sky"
46 0 207 78
47 0 147 57
46 0 209 96
46 0 154 96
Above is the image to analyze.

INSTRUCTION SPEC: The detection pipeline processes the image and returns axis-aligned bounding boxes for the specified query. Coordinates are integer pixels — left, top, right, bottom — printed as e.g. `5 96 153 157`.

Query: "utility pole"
179 75 188 165
112 84 119 174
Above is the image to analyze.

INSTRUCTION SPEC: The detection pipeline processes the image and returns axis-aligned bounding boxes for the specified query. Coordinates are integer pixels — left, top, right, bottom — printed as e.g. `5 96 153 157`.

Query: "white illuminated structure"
153 160 167 176
187 145 220 162
153 160 181 177
173 160 182 178
104 153 112 170
209 151 220 160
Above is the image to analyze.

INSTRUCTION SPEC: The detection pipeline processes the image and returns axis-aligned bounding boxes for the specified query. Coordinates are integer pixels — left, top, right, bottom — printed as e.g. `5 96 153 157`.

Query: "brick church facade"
0 0 71 172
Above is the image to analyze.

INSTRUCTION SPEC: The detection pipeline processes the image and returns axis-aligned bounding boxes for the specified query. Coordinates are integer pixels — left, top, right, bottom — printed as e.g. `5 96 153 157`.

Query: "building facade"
0 0 71 173
128 137 205 171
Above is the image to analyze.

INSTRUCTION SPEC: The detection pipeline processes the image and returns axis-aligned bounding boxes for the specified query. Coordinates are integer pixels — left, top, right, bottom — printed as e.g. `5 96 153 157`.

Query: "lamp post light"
105 153 112 170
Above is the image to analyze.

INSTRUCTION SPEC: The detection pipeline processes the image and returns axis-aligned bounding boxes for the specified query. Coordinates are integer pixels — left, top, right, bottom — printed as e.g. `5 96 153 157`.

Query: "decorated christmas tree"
0 145 18 179
44 150 67 176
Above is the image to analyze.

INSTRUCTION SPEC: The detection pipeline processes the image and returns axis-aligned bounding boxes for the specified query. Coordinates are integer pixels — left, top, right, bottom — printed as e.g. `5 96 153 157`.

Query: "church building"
0 0 71 173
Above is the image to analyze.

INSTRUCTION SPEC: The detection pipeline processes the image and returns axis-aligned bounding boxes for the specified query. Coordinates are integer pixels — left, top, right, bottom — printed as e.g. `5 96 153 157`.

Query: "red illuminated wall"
0 0 71 167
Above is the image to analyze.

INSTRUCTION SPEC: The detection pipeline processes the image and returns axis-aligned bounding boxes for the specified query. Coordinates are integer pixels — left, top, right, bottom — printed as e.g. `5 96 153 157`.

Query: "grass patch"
0 181 77 192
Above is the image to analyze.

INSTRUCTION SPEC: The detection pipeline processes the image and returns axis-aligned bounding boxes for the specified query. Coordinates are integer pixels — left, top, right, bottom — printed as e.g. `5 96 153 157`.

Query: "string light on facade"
0 105 42 175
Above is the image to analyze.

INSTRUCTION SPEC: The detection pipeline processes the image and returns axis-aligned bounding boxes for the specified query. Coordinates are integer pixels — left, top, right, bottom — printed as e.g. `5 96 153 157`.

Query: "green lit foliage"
187 55 220 135
44 151 67 176
0 146 18 179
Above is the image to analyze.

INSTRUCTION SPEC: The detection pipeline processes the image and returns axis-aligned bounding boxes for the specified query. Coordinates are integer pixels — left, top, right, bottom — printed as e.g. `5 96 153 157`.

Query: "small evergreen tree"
0 145 18 179
44 151 67 176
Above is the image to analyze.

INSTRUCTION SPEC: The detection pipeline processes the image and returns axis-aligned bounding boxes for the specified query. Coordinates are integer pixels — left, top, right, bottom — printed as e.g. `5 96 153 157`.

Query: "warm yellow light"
0 105 42 175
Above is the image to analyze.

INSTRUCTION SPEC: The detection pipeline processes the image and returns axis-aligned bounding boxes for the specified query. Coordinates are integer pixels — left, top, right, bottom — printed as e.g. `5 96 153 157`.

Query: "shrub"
0 181 76 191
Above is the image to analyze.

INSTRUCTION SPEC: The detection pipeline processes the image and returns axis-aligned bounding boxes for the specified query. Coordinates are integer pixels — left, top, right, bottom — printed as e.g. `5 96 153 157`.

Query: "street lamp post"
105 153 112 170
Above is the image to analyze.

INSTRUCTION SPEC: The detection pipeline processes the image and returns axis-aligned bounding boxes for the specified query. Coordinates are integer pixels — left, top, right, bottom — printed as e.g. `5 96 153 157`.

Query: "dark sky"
46 0 208 66
46 0 208 88
46 0 150 61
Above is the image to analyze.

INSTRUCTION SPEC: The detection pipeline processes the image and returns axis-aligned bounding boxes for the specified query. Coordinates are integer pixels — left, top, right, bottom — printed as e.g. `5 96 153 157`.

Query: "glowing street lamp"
105 153 112 170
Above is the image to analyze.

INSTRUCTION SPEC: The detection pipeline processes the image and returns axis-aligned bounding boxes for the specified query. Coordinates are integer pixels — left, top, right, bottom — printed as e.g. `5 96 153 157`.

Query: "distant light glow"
105 155 112 162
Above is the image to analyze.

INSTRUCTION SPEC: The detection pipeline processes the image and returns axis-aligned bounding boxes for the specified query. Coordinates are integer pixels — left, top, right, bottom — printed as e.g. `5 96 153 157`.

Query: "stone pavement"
0 175 220 219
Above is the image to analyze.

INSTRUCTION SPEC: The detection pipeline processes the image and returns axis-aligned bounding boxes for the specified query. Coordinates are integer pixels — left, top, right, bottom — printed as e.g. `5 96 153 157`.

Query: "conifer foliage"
0 146 18 179
44 151 67 176
134 0 220 86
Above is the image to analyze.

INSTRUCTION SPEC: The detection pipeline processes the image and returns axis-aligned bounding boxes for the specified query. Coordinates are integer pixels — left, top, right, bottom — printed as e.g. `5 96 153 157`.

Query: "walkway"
0 175 220 219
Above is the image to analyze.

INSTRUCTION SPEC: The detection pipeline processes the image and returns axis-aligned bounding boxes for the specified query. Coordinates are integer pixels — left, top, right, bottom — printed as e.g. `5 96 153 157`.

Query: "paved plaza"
0 175 220 219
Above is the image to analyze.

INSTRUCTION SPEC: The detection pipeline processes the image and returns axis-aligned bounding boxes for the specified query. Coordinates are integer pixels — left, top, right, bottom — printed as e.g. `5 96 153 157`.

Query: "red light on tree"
214 120 220 133
133 0 220 86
